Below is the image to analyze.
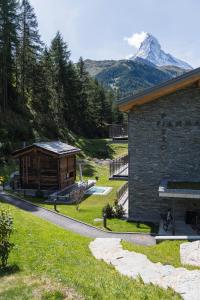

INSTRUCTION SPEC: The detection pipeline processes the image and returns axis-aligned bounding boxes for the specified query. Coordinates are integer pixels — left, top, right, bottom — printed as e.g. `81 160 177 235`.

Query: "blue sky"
30 0 200 67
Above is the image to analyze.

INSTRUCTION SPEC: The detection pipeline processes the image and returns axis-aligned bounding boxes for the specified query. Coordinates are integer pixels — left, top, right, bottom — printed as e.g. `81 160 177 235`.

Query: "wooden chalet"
12 141 81 191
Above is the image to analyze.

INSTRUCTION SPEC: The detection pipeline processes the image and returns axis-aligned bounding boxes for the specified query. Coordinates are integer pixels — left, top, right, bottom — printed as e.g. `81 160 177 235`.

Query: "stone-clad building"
117 68 200 222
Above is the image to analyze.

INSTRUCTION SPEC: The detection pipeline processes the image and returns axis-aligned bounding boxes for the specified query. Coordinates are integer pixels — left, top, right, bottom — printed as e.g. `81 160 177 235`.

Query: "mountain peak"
131 33 192 70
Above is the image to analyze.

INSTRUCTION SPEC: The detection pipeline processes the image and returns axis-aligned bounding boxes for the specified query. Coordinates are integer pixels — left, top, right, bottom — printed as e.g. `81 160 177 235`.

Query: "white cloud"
124 31 148 49
125 53 134 59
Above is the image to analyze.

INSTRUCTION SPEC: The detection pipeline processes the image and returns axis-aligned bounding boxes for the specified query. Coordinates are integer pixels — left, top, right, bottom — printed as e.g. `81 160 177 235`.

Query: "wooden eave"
118 68 200 112
12 145 80 159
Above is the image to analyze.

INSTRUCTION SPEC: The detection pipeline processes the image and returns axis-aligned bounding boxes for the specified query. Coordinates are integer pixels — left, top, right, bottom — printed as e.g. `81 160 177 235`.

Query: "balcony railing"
109 154 128 180
109 124 128 140
116 182 128 202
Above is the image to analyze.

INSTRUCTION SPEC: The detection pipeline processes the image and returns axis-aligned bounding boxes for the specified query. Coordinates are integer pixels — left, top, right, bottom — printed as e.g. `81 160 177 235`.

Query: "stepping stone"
180 241 200 267
89 238 200 300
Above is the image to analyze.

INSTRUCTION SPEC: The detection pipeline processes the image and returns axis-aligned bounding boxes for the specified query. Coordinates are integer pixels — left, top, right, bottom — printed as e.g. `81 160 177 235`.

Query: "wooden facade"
13 142 81 191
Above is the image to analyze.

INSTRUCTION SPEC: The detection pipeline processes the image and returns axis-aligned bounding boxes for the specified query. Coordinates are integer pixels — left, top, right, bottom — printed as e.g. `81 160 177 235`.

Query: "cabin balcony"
109 154 128 180
109 124 128 142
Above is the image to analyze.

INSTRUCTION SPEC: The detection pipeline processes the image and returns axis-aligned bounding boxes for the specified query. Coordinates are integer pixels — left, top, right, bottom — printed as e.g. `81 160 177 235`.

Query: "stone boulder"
180 241 200 267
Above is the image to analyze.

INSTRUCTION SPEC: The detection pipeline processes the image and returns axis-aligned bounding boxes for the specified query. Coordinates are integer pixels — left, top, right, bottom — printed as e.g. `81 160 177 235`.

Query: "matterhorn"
131 33 192 70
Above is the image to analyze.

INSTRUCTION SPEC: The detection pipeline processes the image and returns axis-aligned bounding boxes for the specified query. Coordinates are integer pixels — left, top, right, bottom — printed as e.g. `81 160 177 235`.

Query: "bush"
0 209 14 268
114 204 125 219
102 204 114 218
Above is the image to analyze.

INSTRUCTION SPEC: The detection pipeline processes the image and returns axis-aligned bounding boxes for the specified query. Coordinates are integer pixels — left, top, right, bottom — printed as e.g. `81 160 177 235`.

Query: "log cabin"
12 141 81 191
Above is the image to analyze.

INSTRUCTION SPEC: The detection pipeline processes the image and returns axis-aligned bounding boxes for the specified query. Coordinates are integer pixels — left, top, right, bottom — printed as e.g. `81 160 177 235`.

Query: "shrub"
114 204 125 219
102 204 114 218
0 209 14 268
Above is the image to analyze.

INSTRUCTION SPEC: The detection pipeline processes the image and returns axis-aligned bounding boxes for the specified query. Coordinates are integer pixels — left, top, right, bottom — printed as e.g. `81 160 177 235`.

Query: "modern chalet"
117 67 200 227
12 141 81 192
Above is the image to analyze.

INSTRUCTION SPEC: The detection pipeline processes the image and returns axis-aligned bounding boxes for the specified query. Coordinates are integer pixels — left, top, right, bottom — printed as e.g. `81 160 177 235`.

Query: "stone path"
0 192 155 245
89 238 200 300
180 241 200 267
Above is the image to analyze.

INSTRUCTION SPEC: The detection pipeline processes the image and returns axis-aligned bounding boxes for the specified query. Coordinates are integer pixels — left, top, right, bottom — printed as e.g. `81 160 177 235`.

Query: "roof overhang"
12 143 81 158
117 67 200 112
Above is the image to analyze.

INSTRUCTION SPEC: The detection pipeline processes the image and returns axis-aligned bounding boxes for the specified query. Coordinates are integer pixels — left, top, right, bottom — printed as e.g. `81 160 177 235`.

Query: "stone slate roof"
13 141 81 157
117 67 200 112
34 141 80 155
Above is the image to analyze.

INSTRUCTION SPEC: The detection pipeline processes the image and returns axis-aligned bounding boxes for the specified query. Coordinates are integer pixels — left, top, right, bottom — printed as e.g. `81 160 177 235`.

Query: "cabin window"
69 171 74 178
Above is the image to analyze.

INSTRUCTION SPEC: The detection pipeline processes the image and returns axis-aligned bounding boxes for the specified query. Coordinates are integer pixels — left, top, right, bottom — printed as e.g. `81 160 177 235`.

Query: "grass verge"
0 200 180 299
2 141 157 233
122 240 200 270
12 161 156 233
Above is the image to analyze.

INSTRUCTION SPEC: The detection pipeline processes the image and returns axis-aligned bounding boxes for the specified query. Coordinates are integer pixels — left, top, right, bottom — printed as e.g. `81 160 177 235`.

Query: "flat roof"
117 67 200 112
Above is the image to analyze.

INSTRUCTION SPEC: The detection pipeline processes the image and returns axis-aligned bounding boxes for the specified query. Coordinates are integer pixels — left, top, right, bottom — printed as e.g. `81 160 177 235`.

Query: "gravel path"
89 238 200 300
0 192 155 245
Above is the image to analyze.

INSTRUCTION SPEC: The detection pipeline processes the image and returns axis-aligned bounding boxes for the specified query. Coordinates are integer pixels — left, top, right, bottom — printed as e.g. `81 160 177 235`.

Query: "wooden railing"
109 154 128 178
109 124 128 139
116 182 128 203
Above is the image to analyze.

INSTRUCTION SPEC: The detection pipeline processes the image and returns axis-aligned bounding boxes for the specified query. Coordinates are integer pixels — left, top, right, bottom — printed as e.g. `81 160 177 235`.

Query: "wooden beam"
119 75 200 112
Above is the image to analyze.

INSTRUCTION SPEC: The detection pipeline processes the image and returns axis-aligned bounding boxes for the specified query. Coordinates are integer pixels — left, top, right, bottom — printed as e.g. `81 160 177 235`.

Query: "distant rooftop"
13 141 81 157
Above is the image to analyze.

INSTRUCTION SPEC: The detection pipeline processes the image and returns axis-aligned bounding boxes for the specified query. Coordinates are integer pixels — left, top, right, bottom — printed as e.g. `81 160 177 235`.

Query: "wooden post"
54 198 57 211
172 199 175 235
79 163 83 182
37 154 41 190
103 213 107 228
57 158 60 190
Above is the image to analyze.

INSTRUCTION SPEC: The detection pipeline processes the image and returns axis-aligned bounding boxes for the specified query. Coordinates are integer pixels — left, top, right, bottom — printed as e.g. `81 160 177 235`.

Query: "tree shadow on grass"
82 163 96 177
130 221 159 234
104 226 112 231
0 264 20 278
77 139 115 159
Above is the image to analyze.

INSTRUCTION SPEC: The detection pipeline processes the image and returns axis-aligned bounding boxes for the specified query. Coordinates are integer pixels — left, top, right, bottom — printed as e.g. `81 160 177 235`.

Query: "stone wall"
128 85 200 221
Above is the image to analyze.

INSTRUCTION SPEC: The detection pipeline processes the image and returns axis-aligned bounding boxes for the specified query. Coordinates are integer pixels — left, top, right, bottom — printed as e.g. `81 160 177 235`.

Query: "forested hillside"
0 0 123 162
85 58 186 96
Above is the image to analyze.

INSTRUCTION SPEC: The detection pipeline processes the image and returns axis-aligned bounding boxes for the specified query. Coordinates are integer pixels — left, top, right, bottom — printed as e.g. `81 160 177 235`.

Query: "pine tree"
0 0 19 112
49 32 77 129
18 0 42 104
76 57 90 132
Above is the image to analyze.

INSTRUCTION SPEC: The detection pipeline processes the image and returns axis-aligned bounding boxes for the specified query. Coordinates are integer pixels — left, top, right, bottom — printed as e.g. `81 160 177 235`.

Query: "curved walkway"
90 238 200 300
0 192 155 245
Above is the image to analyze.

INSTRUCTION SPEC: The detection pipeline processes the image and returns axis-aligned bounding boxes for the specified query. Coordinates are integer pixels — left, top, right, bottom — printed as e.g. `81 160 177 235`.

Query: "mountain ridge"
84 34 191 97
131 33 192 70
85 58 187 97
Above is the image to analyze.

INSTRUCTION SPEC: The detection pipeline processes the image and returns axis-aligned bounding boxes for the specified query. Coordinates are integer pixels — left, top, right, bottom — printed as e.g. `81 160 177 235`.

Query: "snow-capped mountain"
131 33 192 70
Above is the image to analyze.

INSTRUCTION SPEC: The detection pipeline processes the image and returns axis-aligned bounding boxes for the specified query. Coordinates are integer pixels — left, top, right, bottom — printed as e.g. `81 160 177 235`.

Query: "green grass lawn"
2 141 156 233
75 138 128 160
15 161 156 233
122 240 200 270
0 200 180 300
